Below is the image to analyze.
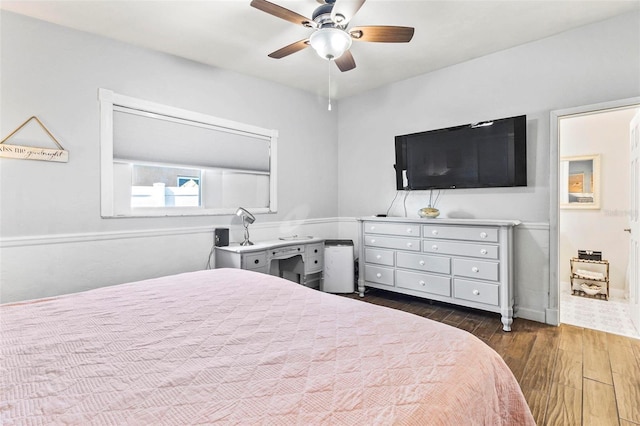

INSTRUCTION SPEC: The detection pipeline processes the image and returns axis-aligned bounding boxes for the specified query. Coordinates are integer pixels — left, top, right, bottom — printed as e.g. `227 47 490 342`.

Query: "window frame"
99 88 278 217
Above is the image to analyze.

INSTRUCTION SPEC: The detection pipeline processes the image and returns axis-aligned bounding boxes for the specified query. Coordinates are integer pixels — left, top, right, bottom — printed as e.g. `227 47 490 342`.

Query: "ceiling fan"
250 0 415 72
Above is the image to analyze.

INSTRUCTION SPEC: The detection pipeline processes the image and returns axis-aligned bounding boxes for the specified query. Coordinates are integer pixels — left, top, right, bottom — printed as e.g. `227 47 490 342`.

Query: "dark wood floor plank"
520 331 559 392
506 330 537 360
583 327 609 351
487 330 515 358
552 348 583 390
504 332 537 381
427 307 454 322
613 372 640 423
441 309 468 327
558 324 583 353
472 316 502 341
607 332 634 349
609 344 640 378
545 383 581 426
521 386 548 425
455 316 482 333
504 354 529 382
630 336 640 354
583 346 613 385
582 379 619 426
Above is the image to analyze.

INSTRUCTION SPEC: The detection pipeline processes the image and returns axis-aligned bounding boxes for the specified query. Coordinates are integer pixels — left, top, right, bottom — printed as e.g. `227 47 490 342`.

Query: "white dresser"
358 218 520 331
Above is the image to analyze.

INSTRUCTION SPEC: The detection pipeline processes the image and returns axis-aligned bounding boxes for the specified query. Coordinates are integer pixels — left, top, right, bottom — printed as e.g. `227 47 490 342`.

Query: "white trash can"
323 240 355 293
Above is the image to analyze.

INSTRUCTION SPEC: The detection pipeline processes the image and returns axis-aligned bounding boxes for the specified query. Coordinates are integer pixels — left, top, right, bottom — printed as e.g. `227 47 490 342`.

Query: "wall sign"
0 116 68 163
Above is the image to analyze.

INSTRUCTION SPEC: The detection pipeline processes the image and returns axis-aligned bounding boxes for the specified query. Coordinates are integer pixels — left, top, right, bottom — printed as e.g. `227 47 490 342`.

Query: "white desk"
215 238 324 288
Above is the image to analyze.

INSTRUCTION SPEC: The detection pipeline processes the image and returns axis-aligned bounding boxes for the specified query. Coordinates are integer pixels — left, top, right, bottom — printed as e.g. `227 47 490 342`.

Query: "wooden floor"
342 288 640 426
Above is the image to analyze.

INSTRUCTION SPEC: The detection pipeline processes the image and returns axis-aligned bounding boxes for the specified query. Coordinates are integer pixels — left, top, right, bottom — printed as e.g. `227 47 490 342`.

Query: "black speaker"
214 228 229 247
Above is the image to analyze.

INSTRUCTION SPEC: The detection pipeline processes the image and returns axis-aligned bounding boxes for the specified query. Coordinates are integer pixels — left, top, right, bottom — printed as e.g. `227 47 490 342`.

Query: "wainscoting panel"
1 218 552 326
0 219 340 303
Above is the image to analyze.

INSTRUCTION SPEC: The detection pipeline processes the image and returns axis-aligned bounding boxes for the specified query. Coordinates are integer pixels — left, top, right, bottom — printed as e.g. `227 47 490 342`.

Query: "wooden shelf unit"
570 257 609 300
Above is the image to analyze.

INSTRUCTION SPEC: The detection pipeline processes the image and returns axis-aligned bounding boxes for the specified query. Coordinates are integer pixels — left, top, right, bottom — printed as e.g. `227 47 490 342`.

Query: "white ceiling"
2 0 638 99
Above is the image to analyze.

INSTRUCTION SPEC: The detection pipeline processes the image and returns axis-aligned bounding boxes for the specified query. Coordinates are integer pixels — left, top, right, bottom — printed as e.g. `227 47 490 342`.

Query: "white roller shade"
113 108 270 172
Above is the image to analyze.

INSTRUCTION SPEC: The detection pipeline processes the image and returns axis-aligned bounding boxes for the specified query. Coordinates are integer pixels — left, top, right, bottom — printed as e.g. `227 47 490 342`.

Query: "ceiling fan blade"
250 0 317 28
335 50 356 72
349 26 415 43
331 0 366 25
268 39 310 59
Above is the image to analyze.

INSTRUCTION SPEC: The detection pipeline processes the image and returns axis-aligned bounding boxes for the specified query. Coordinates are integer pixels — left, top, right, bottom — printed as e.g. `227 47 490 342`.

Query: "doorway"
551 99 640 338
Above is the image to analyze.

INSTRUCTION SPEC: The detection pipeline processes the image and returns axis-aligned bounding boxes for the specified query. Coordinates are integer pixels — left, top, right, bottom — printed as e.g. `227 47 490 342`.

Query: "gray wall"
337 11 640 322
0 11 339 301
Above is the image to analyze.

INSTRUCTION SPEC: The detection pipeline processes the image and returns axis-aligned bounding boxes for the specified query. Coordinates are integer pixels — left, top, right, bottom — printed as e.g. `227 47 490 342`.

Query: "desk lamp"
236 207 255 246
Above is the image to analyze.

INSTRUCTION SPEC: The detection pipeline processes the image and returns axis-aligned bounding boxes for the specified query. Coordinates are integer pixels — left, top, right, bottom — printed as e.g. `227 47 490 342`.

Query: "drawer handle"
432 245 438 251
432 230 438 236
376 254 382 260
472 267 480 273
370 226 375 231
419 280 426 286
419 260 425 266
406 228 413 234
407 242 413 248
376 273 382 278
473 289 480 296
480 232 488 239
254 259 260 264
371 239 376 244
480 249 488 255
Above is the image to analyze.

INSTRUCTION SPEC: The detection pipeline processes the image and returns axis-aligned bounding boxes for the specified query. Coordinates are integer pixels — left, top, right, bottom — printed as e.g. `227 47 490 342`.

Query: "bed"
1 268 534 425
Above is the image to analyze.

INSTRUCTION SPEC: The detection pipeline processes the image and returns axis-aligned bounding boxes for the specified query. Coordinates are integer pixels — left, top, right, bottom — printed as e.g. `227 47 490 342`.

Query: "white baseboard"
515 306 547 323
545 308 559 326
610 288 626 299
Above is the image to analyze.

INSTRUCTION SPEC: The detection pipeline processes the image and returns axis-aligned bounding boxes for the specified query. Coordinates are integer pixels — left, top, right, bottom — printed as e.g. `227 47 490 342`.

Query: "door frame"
549 96 640 325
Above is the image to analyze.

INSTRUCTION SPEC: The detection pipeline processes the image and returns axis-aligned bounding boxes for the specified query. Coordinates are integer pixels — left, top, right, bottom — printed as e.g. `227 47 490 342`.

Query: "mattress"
1 268 534 425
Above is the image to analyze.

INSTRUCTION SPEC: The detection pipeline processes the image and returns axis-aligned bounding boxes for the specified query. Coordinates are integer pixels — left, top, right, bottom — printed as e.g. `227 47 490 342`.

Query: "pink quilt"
1 268 534 425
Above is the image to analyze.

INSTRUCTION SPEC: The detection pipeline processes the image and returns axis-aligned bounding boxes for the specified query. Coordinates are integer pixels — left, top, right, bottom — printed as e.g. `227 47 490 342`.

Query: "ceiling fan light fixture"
309 28 352 60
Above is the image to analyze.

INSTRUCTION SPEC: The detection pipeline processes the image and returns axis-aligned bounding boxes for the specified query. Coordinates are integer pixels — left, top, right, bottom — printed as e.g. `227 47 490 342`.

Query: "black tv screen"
394 115 527 190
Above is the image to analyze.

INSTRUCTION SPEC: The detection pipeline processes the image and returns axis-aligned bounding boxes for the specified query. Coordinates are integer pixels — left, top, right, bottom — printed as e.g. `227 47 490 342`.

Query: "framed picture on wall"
560 154 601 209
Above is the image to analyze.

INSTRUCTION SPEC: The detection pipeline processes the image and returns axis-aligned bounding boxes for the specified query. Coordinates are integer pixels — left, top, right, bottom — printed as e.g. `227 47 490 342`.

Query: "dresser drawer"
454 279 499 306
305 255 323 273
453 258 499 281
423 239 499 260
396 252 450 274
364 235 420 251
305 243 324 273
365 248 394 266
364 265 395 286
422 225 498 243
396 270 451 297
307 243 323 257
364 221 420 237
242 252 267 270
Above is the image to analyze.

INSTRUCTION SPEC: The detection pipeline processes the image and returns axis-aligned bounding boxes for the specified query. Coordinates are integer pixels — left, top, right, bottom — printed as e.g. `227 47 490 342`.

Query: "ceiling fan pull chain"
328 59 332 111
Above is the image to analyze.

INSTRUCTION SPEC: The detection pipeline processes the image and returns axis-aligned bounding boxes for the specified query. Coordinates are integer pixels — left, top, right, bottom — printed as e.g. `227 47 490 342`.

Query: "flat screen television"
394 115 527 190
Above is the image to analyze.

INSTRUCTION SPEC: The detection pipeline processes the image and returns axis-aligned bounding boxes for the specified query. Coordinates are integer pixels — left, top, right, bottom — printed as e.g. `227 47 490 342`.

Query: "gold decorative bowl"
418 207 440 218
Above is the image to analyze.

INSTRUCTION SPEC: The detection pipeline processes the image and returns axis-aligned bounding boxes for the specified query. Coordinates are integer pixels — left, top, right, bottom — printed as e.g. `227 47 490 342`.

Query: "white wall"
559 107 639 297
337 11 640 323
0 11 340 302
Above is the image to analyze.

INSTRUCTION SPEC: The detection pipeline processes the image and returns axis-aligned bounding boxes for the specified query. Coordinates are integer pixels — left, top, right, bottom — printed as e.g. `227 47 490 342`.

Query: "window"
99 89 278 217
